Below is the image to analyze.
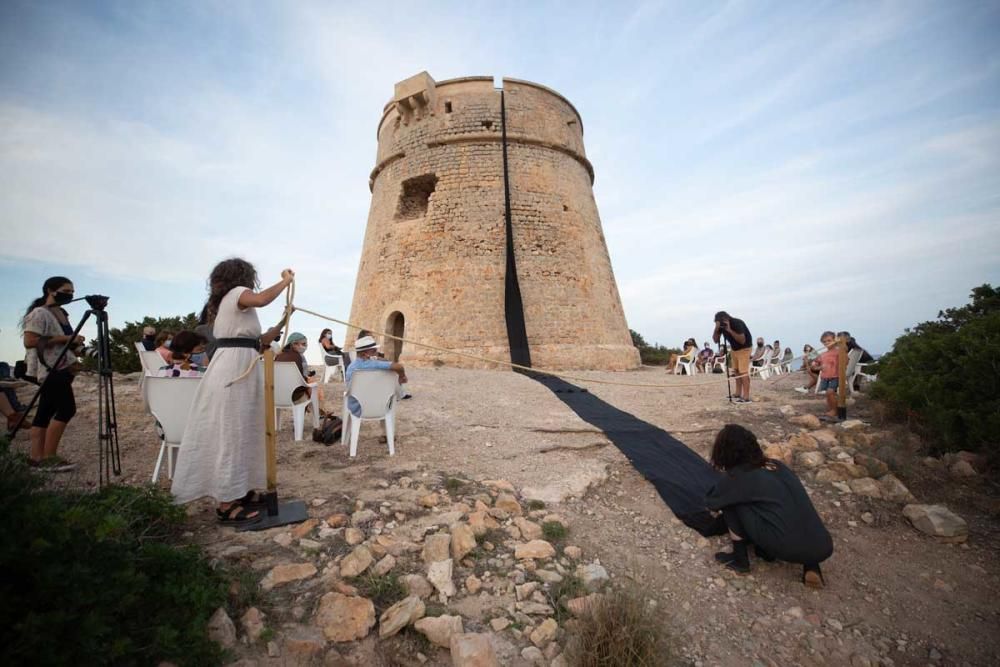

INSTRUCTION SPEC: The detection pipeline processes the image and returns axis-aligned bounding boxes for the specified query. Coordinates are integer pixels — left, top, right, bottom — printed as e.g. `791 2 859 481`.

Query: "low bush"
0 448 228 666
871 284 1000 459
564 584 670 666
352 571 405 613
630 329 682 366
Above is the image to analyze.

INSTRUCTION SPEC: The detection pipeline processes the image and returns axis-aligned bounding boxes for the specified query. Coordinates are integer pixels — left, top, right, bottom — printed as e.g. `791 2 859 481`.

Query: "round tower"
348 72 639 370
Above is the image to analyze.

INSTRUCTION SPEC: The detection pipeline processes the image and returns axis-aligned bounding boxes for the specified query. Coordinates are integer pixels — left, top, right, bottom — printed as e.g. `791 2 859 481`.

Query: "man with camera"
713 311 753 403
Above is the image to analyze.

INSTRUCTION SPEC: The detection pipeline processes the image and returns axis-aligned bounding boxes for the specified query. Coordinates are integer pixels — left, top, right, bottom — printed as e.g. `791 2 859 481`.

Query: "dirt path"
13 365 1000 665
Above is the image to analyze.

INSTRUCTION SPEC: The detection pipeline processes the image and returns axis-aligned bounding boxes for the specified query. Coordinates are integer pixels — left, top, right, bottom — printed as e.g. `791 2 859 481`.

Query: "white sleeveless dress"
171 286 265 504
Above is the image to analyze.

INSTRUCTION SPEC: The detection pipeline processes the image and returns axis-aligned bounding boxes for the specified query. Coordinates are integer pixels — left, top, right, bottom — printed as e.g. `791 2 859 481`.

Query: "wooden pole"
263 347 277 491
836 335 848 420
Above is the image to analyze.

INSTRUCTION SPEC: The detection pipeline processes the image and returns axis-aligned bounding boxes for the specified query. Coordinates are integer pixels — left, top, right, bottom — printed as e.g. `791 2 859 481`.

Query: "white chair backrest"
346 370 399 418
274 361 307 405
845 348 863 377
140 350 165 375
145 376 200 442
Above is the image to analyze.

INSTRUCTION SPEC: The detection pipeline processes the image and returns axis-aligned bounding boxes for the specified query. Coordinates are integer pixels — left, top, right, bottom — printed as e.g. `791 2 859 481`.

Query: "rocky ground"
8 365 1000 666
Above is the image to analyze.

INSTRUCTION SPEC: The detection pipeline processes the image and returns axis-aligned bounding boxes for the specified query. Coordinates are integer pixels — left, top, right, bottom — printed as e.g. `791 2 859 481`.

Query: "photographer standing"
713 310 753 403
21 276 84 471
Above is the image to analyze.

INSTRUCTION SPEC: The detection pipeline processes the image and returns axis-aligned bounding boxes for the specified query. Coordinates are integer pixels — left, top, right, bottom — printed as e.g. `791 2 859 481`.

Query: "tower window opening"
482 120 493 130
395 174 438 220
445 101 453 113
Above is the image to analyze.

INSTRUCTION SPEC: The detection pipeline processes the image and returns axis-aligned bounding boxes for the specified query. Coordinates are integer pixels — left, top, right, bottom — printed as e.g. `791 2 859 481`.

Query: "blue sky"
2 0 998 365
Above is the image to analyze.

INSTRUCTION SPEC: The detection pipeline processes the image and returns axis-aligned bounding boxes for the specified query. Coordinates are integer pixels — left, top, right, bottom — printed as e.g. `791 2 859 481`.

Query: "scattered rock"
326 513 349 528
848 477 883 498
530 618 558 647
576 562 609 591
563 545 582 560
291 518 318 539
351 509 377 526
878 474 917 502
468 511 500 537
420 492 441 507
314 592 376 642
282 624 326 659
372 554 396 576
423 533 452 563
260 562 317 591
534 569 563 584
379 595 425 638
495 493 524 516
854 453 889 477
515 540 556 560
950 460 977 478
344 527 365 545
340 545 373 578
450 632 500 667
415 614 464 648
779 405 796 416
815 462 867 482
812 429 839 447
839 419 865 430
207 607 237 648
240 607 266 643
516 582 539 601
402 574 434 599
466 574 483 593
903 505 968 542
273 532 292 548
451 522 478 561
566 593 603 618
796 451 825 469
764 443 793 466
521 462 608 504
490 617 511 631
427 558 457 598
788 414 822 430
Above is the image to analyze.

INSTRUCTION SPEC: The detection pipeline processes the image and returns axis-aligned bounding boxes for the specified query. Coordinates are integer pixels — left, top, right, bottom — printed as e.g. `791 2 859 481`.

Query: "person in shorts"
712 311 753 402
816 331 841 421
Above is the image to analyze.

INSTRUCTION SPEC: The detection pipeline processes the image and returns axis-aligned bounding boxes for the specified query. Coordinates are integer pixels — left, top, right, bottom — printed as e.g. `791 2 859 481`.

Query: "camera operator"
21 276 84 472
713 310 753 403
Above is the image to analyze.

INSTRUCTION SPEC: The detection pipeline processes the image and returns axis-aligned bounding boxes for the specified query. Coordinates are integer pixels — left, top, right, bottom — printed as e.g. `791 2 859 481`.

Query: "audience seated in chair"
156 330 208 378
667 338 697 373
141 326 157 351
696 342 714 373
751 338 768 367
276 332 320 403
154 330 175 364
319 328 345 364
345 336 410 416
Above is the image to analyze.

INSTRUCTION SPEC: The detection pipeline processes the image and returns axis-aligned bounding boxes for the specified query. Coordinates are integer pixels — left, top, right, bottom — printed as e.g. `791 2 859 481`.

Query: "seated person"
771 340 782 362
1 388 28 431
750 338 767 367
695 342 714 372
356 330 386 360
319 328 345 365
154 331 175 364
276 332 320 402
781 347 794 369
345 335 410 416
674 338 698 374
156 330 208 377
796 344 821 392
141 326 157 351
839 331 874 363
706 424 833 588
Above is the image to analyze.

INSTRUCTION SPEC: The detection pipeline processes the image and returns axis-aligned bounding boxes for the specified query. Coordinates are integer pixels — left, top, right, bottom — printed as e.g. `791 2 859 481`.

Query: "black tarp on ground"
528 372 726 537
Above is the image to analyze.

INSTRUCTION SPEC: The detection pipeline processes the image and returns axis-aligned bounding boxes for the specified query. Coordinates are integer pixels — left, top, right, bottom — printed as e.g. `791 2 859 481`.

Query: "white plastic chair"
340 369 400 457
274 361 320 441
145 376 200 482
673 350 697 376
750 348 774 379
323 351 346 383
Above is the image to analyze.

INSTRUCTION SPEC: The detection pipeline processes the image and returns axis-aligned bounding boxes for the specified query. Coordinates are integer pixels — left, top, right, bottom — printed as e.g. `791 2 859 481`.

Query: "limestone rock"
422 532 452 563
373 554 396 576
326 512 349 527
240 607 266 642
495 493 523 516
489 617 511 631
483 479 516 493
260 562 317 591
815 462 867 482
950 460 977 478
812 429 839 447
779 404 796 416
838 419 865 430
878 474 916 503
514 517 543 541
291 518 318 539
282 624 326 659
466 574 483 593
903 504 968 542
401 574 434 599
848 477 882 498
427 558 456 598
521 646 545 665
420 492 441 507
763 443 793 466
530 618 558 647
576 562 609 591
566 593 603 618
344 527 365 545
517 601 555 616
207 607 237 648
375 534 419 556
414 614 464 647
351 508 377 526
379 595 425 638
796 451 825 469
451 522 477 561
534 569 562 584
563 545 582 560
854 453 889 477
340 545 373 578
314 592 376 642
515 540 556 560
788 414 821 430
468 510 500 537
521 462 608 504
450 632 499 667
516 582 539 600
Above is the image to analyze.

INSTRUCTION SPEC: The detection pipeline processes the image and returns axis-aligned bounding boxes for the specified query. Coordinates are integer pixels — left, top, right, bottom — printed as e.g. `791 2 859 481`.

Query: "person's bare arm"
23 331 83 349
260 319 287 348
390 362 407 384
238 269 295 309
711 321 722 344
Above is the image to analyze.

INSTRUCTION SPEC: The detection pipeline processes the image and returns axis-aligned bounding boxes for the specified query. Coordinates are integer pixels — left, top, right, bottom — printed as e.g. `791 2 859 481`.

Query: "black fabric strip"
529 373 726 537
215 337 260 349
500 89 532 369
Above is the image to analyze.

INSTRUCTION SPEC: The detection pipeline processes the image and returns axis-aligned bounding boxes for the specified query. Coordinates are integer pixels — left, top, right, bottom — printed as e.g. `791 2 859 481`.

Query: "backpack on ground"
312 413 343 445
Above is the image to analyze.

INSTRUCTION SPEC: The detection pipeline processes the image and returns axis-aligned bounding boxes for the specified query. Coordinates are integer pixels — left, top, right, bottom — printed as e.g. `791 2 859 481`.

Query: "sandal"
238 490 269 508
216 502 261 525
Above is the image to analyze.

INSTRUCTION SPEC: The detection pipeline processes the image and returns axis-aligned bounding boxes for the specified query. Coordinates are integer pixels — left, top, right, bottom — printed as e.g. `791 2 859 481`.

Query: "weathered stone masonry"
348 72 640 370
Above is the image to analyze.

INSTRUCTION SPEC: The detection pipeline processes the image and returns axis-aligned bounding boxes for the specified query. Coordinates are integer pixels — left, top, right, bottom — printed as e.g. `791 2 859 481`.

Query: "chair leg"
310 392 320 428
349 417 362 457
341 399 350 445
152 441 166 483
293 404 305 441
385 409 395 456
167 444 175 479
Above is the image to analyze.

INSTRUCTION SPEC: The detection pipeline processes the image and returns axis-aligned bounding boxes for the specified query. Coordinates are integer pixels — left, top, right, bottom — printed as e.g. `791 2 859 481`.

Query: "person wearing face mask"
318 328 346 367
751 337 769 367
141 326 157 351
21 276 85 471
277 332 321 402
154 331 174 364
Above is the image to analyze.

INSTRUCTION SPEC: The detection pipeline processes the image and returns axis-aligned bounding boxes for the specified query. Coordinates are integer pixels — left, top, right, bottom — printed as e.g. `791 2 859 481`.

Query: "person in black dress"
706 424 833 588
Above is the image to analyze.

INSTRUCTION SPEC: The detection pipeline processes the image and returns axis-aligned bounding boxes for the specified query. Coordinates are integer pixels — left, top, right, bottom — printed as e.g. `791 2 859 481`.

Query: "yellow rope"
223 281 296 388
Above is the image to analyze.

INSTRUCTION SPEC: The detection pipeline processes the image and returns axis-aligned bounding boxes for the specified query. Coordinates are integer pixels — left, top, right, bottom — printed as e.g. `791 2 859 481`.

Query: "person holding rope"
707 424 832 588
713 311 752 402
171 259 294 525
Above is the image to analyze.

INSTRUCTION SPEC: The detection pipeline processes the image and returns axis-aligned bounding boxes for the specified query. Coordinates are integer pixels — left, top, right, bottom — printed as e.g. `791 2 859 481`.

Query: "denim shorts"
819 377 839 392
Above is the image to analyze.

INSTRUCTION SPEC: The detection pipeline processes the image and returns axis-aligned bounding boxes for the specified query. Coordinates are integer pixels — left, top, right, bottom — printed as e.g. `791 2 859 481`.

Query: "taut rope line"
223 280 296 388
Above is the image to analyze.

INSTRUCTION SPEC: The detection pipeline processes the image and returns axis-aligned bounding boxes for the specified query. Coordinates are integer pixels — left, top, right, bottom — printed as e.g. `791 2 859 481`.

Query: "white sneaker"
794 387 808 394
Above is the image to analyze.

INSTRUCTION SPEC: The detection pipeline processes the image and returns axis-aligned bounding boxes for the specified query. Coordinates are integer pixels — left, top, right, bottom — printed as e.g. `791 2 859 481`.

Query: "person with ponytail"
21 276 84 471
170 259 294 526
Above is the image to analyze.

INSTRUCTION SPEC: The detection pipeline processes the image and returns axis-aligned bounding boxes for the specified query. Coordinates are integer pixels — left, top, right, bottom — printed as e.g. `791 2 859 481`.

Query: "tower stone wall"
348 72 639 370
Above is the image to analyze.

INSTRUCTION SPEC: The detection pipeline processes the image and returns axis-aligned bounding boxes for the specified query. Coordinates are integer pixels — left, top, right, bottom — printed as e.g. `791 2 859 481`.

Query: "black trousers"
32 370 76 428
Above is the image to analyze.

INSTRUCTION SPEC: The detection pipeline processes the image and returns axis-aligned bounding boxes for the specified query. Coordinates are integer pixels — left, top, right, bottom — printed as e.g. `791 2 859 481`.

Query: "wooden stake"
263 347 277 491
836 335 848 420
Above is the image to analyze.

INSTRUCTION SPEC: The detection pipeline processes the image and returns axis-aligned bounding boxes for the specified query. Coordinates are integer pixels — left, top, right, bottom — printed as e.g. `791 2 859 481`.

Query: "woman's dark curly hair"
710 424 767 471
204 258 258 324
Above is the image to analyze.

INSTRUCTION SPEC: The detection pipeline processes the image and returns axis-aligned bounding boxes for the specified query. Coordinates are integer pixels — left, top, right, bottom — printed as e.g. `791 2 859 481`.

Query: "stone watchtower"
348 72 639 370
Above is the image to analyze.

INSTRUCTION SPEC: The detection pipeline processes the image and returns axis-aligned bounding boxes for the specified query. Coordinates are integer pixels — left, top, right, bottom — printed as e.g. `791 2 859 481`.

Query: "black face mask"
53 292 73 306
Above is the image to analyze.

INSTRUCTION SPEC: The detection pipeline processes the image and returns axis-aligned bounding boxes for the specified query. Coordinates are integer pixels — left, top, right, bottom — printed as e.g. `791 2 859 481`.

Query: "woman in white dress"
171 259 294 525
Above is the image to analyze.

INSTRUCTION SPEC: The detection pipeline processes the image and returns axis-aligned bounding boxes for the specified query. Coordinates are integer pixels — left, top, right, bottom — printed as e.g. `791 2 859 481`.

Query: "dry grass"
565 584 670 667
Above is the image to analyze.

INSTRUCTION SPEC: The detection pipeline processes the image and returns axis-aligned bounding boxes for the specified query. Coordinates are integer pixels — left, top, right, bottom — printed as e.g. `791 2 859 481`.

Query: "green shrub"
564 584 669 666
871 284 1000 457
352 572 405 613
0 451 227 666
542 520 568 542
630 329 681 366
82 313 200 373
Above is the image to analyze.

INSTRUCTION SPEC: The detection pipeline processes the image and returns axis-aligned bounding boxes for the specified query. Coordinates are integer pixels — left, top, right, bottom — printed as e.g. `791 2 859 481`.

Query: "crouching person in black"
706 424 833 588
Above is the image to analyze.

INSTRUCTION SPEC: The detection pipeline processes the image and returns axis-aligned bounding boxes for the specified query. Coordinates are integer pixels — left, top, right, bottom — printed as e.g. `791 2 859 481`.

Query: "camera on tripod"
85 294 109 310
